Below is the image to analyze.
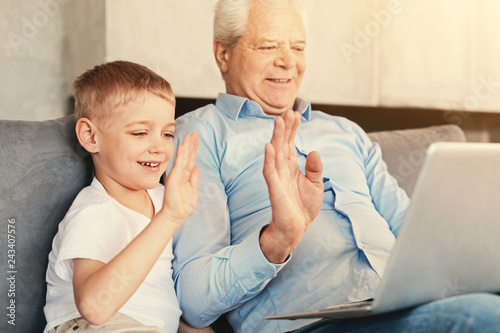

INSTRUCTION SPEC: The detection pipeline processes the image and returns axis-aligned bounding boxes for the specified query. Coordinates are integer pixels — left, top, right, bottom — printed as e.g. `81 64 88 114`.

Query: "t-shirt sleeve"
52 203 129 279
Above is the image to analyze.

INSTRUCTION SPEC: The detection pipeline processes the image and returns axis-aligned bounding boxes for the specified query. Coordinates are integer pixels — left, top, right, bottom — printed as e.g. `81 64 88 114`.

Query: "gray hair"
213 0 306 48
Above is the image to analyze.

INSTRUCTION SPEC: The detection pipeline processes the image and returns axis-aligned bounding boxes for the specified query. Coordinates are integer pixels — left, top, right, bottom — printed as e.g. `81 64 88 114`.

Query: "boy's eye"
131 132 147 137
162 133 175 139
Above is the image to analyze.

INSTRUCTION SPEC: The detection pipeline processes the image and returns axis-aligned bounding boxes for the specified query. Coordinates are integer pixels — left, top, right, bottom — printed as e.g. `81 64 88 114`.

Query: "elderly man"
172 0 500 332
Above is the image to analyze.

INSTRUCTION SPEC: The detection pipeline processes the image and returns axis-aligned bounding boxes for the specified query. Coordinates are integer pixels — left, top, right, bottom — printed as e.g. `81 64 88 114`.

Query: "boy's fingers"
190 166 200 190
172 143 187 171
182 132 192 145
178 134 197 175
188 132 199 168
173 132 196 170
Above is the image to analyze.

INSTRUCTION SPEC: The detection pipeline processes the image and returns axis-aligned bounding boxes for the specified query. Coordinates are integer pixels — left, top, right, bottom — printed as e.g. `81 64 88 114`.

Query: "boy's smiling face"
92 92 175 196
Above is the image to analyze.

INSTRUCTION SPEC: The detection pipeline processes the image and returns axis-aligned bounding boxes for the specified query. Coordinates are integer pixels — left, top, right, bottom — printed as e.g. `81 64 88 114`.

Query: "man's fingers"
270 116 285 171
270 115 285 147
288 111 300 160
263 142 283 192
304 151 323 188
282 110 294 157
263 143 276 180
263 143 287 205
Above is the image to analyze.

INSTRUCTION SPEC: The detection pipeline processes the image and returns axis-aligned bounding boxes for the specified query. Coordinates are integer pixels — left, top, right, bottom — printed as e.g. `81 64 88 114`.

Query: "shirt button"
255 272 264 280
357 242 364 250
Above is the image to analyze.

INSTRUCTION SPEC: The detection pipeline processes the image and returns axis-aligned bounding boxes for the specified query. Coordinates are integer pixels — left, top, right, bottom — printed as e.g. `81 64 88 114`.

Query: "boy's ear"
214 38 230 74
75 118 99 154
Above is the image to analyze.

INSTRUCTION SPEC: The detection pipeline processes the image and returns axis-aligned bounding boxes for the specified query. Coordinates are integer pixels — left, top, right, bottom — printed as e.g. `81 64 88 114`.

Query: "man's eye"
292 45 305 53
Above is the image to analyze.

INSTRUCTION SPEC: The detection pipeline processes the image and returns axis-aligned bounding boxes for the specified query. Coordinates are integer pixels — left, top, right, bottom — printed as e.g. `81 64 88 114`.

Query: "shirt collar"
215 93 311 122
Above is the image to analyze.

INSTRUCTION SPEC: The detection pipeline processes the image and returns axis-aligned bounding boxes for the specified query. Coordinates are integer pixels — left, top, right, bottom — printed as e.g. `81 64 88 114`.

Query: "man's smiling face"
220 1 306 116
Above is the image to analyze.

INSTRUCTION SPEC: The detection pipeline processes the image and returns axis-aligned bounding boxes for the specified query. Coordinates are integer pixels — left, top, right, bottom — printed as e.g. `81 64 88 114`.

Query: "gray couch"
0 115 465 333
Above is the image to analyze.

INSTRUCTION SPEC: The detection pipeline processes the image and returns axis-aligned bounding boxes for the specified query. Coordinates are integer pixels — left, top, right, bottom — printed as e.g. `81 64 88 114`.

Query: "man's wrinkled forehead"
243 2 306 41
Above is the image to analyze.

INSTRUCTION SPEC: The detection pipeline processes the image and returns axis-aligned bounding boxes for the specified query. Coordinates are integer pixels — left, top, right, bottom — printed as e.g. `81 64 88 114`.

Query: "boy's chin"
133 171 166 190
143 179 163 190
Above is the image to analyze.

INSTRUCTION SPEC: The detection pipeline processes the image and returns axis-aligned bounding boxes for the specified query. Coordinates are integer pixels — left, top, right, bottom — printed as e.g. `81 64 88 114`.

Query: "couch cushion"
0 116 92 332
368 124 466 197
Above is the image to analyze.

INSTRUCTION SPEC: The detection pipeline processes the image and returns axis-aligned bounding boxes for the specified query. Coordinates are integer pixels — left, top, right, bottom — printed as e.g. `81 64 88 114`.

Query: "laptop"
265 142 500 320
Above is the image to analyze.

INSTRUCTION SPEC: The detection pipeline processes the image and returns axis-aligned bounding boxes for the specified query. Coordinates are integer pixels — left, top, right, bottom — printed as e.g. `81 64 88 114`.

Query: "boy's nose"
148 136 167 154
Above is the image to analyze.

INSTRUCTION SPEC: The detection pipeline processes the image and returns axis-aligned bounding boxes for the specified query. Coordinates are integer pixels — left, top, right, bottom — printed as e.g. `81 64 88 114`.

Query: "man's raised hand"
260 110 323 263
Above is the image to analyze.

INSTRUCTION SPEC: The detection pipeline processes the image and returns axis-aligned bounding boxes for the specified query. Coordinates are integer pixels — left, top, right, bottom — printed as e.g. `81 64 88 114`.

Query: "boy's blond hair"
73 61 175 123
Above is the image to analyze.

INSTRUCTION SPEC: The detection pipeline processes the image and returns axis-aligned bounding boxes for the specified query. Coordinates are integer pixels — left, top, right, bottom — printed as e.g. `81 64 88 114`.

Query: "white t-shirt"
43 178 181 333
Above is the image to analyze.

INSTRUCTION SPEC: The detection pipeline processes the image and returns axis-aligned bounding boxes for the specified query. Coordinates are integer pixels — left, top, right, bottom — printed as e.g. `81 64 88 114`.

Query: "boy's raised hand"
161 132 200 226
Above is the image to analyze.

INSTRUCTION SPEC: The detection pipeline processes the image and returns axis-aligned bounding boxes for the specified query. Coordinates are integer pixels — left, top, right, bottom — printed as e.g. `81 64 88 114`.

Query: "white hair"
213 0 306 48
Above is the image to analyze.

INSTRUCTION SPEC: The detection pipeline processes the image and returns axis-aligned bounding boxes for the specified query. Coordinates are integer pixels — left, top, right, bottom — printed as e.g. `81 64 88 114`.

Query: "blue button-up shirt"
172 93 410 333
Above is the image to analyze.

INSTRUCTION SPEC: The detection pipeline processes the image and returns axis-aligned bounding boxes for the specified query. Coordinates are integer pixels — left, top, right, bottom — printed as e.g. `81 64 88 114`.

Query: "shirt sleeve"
53 203 129 279
171 114 286 328
351 121 411 236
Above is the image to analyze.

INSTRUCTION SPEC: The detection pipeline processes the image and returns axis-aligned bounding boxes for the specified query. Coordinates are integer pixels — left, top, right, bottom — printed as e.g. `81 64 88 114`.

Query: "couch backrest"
368 124 466 196
0 116 92 333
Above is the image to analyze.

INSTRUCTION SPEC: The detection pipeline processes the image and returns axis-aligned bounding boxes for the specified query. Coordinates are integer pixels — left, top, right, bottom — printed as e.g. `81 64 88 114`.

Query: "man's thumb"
304 151 323 186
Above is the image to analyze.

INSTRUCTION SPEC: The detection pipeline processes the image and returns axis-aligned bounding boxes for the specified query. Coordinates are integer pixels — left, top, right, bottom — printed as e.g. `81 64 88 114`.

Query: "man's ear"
214 38 230 74
75 118 99 154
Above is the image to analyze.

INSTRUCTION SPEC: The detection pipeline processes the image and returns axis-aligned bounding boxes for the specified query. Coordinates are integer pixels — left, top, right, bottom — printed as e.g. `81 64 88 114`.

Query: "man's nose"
275 46 296 69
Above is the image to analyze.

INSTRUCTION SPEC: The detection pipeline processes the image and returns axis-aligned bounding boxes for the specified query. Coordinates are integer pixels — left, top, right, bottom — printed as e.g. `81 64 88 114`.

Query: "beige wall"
62 0 105 97
102 0 500 113
1 0 68 120
104 0 223 98
1 0 500 121
0 0 104 121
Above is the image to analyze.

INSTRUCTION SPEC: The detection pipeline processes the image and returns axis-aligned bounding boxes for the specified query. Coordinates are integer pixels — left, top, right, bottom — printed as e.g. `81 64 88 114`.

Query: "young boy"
43 61 211 333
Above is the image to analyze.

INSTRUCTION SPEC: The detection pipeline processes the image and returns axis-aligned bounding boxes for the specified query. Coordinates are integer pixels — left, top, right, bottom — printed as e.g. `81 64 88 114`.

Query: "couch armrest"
368 124 466 197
